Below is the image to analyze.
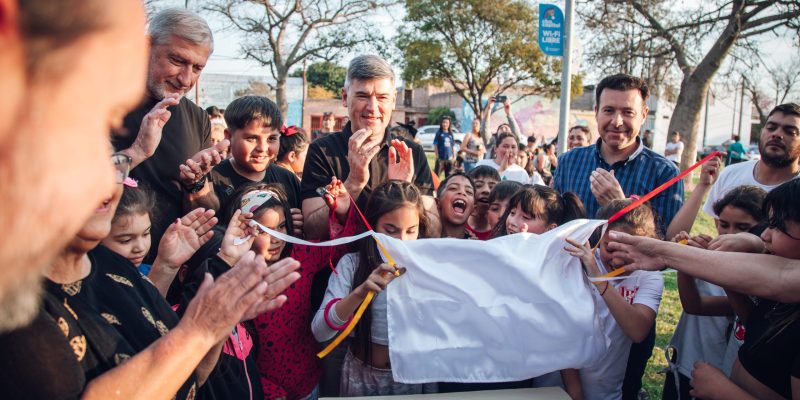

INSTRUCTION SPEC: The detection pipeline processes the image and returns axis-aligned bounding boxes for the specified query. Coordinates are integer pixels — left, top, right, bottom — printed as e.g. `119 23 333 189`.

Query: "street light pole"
556 0 573 155
301 60 307 130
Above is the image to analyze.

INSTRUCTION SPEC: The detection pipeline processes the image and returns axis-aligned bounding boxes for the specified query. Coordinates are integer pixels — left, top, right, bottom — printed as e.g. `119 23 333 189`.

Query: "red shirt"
466 223 492 240
255 207 362 399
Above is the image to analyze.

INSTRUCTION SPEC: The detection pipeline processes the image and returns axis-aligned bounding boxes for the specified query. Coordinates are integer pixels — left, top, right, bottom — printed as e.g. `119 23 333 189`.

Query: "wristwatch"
183 175 207 194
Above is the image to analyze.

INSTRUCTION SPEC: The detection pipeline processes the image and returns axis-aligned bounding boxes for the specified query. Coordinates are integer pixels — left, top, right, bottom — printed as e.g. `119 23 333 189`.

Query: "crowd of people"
0 2 798 400
430 96 595 189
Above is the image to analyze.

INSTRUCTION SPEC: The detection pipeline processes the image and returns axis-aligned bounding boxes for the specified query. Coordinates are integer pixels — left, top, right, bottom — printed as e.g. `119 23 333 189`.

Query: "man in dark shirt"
312 112 337 141
300 55 435 241
112 9 223 261
300 54 435 398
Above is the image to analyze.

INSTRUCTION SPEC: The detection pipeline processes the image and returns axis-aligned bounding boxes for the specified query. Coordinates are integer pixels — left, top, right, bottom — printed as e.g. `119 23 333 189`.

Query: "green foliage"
428 107 457 126
396 0 568 117
290 61 347 98
571 72 585 98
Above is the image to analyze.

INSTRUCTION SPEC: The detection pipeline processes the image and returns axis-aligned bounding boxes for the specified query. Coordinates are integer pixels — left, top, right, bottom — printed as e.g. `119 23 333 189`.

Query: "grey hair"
148 8 214 53
344 55 395 89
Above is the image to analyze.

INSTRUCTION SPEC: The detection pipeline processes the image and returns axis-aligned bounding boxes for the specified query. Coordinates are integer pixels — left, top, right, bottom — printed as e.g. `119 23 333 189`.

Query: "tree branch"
629 1 692 70
742 9 800 30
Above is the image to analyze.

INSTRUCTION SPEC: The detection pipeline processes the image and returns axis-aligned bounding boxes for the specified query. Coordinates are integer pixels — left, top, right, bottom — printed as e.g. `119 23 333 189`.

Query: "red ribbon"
606 151 720 224
324 193 373 276
281 125 299 136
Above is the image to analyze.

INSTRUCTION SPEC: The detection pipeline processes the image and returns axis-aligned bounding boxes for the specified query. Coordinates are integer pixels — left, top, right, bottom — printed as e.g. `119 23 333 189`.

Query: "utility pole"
702 87 710 148
737 77 745 136
731 80 738 136
556 0 573 155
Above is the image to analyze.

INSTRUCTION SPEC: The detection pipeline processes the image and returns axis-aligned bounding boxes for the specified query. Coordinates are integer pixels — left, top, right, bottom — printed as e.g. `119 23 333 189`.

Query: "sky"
155 0 404 77
154 0 797 96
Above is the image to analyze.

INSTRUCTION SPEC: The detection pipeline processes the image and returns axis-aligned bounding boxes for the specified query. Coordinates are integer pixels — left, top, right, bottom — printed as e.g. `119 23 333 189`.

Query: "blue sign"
538 4 564 57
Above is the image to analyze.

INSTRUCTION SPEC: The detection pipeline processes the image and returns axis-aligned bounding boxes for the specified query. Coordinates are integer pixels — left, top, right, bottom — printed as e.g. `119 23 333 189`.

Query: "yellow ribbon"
594 238 688 284
317 235 398 359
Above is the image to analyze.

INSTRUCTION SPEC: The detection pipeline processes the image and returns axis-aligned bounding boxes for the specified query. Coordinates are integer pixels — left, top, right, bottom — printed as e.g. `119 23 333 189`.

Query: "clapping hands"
155 208 218 270
388 139 413 182
179 140 230 188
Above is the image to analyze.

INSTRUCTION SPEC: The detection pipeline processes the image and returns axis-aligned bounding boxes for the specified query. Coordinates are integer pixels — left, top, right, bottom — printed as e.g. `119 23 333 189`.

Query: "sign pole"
556 0 573 155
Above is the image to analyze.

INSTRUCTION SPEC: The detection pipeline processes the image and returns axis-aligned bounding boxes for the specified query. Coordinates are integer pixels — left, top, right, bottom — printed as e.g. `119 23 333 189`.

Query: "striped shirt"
554 139 684 233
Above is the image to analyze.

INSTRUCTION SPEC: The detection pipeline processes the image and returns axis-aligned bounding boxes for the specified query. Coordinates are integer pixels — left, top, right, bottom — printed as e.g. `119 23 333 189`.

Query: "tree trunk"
671 72 712 189
672 7 742 177
275 74 288 122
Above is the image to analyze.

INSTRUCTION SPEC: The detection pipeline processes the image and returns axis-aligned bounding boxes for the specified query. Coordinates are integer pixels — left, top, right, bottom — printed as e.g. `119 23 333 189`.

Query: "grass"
426 154 714 397
641 183 716 398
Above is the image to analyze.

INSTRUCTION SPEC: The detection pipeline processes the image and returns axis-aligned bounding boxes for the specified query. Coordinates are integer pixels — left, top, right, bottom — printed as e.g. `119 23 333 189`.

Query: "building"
699 83 756 147
186 73 304 126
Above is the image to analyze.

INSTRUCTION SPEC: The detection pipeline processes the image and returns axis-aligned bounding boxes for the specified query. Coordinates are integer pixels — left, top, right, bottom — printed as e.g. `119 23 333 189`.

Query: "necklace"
752 160 800 184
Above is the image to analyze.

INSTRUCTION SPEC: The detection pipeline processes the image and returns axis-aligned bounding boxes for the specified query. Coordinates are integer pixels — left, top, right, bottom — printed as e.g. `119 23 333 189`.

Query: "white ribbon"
232 220 375 246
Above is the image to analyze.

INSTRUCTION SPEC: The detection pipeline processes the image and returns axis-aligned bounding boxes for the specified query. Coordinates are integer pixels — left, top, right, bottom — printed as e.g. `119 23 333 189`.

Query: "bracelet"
183 175 207 194
324 298 352 331
599 281 610 296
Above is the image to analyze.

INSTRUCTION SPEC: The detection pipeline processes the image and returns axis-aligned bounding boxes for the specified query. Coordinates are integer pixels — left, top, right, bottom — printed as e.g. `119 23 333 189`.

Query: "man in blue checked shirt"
554 73 683 233
553 73 683 400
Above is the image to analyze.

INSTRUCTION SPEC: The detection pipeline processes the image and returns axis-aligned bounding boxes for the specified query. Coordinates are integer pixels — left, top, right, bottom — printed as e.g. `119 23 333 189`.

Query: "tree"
428 107 457 127
204 0 395 118
580 1 800 170
291 61 347 97
396 0 579 144
307 85 338 99
741 55 800 125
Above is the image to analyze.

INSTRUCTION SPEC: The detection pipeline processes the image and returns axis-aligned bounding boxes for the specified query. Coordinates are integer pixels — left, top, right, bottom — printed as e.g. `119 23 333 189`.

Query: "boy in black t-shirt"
179 96 302 233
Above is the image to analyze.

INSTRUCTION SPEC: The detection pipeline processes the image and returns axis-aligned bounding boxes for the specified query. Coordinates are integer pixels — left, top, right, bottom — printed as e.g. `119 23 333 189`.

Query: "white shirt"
475 158 545 185
580 252 664 400
311 253 389 345
701 160 797 218
665 141 684 163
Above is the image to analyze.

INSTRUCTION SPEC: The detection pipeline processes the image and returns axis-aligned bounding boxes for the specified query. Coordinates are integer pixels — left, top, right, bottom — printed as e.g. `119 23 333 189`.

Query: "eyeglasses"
112 153 132 184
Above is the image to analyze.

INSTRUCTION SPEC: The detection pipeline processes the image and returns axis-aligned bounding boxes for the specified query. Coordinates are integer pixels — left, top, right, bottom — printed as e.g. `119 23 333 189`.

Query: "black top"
311 130 332 142
177 255 264 400
0 311 91 399
739 299 800 398
300 122 434 209
113 96 211 262
0 246 196 399
209 159 301 212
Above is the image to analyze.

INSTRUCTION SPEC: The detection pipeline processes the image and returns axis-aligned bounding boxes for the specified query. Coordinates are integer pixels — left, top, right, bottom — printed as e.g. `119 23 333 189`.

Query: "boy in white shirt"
565 199 664 400
664 131 684 165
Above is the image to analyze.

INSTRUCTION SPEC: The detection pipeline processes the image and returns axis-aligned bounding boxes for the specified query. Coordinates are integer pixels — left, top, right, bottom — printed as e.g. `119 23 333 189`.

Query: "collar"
594 137 645 166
